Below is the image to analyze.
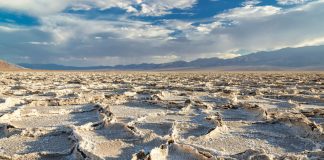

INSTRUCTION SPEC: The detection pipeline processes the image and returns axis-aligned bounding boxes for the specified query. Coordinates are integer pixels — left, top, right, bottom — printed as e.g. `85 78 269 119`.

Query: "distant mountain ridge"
19 45 324 70
0 60 24 70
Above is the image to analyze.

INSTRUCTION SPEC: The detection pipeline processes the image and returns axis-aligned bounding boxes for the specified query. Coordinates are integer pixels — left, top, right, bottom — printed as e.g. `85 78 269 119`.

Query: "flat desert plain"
0 72 323 160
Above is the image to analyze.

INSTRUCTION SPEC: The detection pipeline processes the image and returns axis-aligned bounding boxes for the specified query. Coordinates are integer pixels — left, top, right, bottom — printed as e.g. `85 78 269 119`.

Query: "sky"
0 0 323 66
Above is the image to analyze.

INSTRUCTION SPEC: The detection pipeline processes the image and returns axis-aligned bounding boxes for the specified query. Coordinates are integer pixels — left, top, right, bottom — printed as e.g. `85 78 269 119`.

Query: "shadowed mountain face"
230 46 324 67
0 60 23 70
19 45 324 70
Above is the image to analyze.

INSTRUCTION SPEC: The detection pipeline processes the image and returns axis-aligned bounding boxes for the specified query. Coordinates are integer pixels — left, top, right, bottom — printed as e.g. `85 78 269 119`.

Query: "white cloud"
1 0 324 66
0 25 24 32
70 3 92 11
186 0 324 54
137 0 197 16
293 37 324 47
87 0 139 13
0 0 197 17
216 5 281 20
277 0 311 5
39 14 173 44
217 53 241 59
0 0 68 16
87 0 197 15
242 0 261 6
196 22 222 34
162 20 194 31
27 41 56 45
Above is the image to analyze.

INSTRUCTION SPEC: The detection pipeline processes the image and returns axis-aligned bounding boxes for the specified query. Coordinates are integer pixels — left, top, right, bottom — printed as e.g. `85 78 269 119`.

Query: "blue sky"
0 0 323 66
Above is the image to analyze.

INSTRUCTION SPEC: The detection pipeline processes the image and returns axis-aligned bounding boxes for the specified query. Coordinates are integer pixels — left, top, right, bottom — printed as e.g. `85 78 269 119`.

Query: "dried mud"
0 72 323 160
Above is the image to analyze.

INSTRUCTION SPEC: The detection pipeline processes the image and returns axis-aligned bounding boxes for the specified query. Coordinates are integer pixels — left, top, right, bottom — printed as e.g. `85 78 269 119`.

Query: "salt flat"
0 72 323 160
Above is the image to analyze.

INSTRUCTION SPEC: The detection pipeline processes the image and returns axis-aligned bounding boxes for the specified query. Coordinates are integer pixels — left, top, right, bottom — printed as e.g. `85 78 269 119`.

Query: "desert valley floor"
0 72 323 160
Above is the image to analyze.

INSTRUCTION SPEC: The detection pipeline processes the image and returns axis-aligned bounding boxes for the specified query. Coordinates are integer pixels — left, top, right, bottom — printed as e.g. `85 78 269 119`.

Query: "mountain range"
17 45 324 70
0 60 24 71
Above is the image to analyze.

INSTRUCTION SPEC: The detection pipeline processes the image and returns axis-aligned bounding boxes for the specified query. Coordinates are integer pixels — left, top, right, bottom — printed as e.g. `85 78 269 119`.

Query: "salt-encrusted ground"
0 72 323 159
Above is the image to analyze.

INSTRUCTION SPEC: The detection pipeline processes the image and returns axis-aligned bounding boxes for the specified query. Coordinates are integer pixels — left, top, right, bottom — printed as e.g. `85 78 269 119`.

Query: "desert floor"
0 72 323 159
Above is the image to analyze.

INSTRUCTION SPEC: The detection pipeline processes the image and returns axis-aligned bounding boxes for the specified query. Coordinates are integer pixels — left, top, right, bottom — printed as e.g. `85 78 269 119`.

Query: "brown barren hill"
0 60 24 71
